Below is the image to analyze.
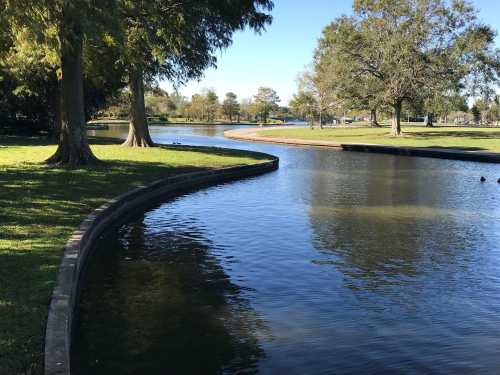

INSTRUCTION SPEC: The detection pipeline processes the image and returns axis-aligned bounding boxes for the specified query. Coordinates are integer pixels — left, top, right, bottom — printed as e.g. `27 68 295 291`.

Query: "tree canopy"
254 87 280 123
1 0 274 162
222 92 240 122
311 0 500 135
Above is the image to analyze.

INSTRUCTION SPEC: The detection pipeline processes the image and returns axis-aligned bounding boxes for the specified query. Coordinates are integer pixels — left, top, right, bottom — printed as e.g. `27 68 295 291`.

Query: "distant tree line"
290 0 500 132
99 86 288 124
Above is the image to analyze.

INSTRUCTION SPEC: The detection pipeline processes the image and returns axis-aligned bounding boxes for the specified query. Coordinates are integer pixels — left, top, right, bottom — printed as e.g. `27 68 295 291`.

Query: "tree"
240 98 257 121
169 92 190 119
222 92 240 122
423 91 469 125
295 68 345 128
471 104 481 124
204 89 219 122
117 0 273 146
4 0 123 165
254 87 279 123
2 0 117 165
315 18 383 128
290 91 317 128
315 0 500 136
188 94 205 121
144 92 177 119
492 96 500 124
0 27 60 135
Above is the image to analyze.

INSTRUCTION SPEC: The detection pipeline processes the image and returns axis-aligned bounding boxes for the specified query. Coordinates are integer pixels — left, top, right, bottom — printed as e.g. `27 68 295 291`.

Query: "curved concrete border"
225 127 500 164
44 148 278 375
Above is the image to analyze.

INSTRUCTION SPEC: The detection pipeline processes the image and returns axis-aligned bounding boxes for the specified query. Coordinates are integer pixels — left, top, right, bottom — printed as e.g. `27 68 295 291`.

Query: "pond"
75 125 500 374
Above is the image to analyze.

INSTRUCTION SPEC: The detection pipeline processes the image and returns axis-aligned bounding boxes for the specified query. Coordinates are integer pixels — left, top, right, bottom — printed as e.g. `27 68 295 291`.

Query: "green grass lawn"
0 136 269 374
258 126 500 152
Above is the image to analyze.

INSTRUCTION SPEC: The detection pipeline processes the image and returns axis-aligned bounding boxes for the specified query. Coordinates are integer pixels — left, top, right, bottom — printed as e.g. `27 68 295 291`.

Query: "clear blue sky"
161 0 500 105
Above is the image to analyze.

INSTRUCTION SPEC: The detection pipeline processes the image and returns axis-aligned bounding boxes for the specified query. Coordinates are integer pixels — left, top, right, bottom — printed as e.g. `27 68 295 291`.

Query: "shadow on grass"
409 130 500 140
0 160 211 374
0 136 266 374
0 136 121 147
159 144 271 161
0 249 59 375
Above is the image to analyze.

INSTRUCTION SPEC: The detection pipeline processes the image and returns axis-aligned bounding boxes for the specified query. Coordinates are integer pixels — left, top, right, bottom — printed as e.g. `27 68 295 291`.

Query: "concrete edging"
224 127 500 164
44 150 279 375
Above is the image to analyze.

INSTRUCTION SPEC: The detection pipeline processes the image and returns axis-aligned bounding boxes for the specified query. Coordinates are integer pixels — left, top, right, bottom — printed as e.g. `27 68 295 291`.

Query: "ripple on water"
75 125 500 374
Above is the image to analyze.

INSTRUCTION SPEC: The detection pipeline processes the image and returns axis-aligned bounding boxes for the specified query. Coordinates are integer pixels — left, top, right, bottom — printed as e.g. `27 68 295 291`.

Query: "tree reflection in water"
73 212 265 375
308 154 477 291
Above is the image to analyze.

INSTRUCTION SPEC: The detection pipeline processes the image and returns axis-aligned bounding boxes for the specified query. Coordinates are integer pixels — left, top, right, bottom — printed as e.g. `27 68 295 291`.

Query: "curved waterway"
75 125 500 374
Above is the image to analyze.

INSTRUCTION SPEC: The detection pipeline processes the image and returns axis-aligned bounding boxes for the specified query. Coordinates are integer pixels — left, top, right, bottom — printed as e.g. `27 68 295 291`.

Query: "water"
76 125 500 374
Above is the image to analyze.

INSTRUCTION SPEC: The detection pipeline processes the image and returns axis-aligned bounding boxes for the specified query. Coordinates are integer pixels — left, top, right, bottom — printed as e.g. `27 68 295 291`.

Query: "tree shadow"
0 161 208 374
0 136 120 147
410 130 500 141
0 136 264 374
159 144 272 161
0 249 58 375
73 215 266 374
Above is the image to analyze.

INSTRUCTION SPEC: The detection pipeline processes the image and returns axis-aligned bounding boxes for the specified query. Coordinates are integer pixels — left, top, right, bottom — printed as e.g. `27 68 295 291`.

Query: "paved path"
225 127 500 164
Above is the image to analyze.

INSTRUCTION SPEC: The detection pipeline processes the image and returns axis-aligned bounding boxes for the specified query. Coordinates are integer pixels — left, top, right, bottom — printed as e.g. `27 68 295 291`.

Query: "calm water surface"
75 125 500 374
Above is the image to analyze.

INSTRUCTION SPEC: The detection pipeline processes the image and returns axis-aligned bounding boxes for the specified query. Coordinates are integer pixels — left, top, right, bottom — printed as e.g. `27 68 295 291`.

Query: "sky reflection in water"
76 125 500 374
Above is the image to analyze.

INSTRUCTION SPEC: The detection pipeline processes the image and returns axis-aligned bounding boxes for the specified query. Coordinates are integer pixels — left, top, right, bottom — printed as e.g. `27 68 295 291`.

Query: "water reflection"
89 124 246 145
78 124 500 374
73 209 265 375
308 152 498 291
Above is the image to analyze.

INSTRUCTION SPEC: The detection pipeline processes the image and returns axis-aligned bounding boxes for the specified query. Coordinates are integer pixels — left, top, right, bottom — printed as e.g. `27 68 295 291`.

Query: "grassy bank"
258 126 500 152
0 137 269 374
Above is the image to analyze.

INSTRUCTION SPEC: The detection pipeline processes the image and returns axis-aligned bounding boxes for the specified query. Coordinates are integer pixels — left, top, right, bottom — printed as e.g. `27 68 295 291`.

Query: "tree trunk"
370 108 380 127
122 68 155 147
425 112 434 127
319 109 323 129
46 12 99 166
391 101 402 136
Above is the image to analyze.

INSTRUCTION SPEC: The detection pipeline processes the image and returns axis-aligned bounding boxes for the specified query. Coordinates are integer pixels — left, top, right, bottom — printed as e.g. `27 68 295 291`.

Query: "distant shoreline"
87 119 286 127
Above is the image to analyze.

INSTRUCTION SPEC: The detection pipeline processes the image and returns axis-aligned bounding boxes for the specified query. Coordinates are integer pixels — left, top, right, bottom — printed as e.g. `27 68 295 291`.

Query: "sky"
160 0 500 106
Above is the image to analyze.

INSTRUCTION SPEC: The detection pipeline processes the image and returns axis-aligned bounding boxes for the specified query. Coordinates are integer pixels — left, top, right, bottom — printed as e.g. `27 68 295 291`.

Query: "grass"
0 136 269 375
258 126 500 152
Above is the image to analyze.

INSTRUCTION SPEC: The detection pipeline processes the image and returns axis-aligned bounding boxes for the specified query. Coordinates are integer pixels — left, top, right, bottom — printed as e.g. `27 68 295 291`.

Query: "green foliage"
2 0 274 149
0 4 126 134
115 0 274 86
253 87 280 123
222 92 240 121
239 98 258 122
144 92 177 119
312 0 500 135
289 91 316 124
471 104 481 124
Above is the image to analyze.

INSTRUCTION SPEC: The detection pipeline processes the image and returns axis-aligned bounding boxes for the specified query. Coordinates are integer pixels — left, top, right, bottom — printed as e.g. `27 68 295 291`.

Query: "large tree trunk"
425 112 434 127
319 109 323 129
122 68 154 147
46 13 99 166
370 108 380 127
391 101 402 136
